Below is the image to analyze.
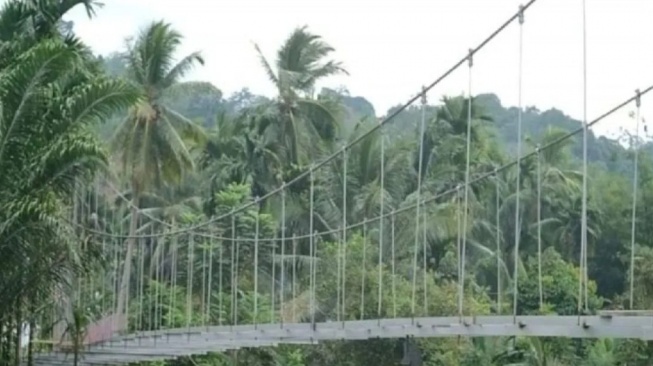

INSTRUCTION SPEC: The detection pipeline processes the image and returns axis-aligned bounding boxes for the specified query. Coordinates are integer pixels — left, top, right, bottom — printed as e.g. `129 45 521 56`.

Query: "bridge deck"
30 315 653 365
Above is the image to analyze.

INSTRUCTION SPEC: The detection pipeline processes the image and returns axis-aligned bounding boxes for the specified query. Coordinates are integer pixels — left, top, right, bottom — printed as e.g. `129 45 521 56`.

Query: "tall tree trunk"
116 187 140 320
73 345 79 366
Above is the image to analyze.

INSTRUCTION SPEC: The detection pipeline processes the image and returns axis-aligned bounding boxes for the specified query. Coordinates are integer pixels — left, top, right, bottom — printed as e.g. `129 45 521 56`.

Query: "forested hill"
99 50 640 176
384 92 645 177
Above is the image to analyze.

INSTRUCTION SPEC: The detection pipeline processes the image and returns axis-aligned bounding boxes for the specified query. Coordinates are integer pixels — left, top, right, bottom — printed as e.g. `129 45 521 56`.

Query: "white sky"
65 0 652 140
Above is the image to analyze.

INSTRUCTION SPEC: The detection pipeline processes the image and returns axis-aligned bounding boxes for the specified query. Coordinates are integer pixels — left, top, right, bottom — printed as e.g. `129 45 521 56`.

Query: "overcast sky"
64 0 652 140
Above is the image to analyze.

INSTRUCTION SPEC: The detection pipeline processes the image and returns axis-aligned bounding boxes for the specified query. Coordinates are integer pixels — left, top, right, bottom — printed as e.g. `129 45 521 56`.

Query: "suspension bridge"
28 0 653 365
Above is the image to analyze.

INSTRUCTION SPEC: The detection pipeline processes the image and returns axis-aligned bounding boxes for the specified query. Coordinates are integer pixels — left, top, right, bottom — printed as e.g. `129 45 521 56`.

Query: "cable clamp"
467 49 474 68
635 89 641 108
518 4 525 25
421 86 427 105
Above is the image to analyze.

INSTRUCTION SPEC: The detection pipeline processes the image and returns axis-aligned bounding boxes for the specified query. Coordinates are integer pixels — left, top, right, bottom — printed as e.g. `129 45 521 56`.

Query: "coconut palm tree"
0 1 138 361
425 95 495 189
112 20 206 316
200 110 283 203
253 25 348 172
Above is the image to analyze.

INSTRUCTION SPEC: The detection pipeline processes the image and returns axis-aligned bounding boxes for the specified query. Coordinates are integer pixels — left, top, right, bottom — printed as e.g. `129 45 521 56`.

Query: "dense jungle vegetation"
1 1 653 365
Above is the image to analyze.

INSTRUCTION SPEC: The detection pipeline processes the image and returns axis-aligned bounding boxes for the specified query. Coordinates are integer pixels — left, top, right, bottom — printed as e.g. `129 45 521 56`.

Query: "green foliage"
3 3 653 366
0 0 137 364
518 248 601 315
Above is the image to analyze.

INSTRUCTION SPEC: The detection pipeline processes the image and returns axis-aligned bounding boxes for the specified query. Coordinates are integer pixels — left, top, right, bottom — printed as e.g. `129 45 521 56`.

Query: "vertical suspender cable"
186 232 194 336
512 5 525 323
583 0 590 314
391 213 397 318
207 231 214 329
230 214 236 328
234 236 240 325
309 167 316 326
312 231 318 325
536 145 543 310
578 0 589 317
234 235 240 326
412 87 428 319
495 168 501 314
456 185 463 319
292 235 297 322
85 187 90 305
151 225 158 335
271 220 276 325
378 119 385 323
109 199 117 336
143 220 152 330
169 223 178 334
460 49 474 320
159 234 165 334
422 88 429 317
629 90 642 309
423 201 428 315
138 227 145 337
254 200 260 327
156 232 163 337
280 185 286 327
200 229 207 329
91 185 98 313
341 147 348 324
218 224 224 326
111 207 120 341
360 219 367 320
124 195 132 332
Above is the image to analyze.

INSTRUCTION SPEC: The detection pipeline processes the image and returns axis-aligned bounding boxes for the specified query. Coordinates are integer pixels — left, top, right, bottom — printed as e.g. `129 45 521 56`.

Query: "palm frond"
160 51 204 90
254 43 279 88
